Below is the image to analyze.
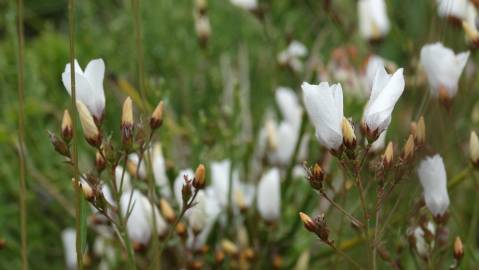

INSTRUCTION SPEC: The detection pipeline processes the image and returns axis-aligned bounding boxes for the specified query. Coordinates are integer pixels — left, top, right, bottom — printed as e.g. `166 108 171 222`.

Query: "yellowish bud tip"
341 117 356 149
175 222 187 239
159 198 176 223
122 97 134 126
402 134 415 161
416 116 426 146
95 150 106 172
221 239 239 255
470 131 479 166
76 101 101 147
299 212 316 232
266 120 278 151
383 142 394 168
61 109 73 142
463 20 479 45
454 236 464 260
193 164 206 189
150 101 164 130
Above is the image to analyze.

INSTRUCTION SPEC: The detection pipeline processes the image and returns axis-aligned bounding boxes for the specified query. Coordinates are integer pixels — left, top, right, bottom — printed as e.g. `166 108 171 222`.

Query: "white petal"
84 58 106 118
275 87 302 125
152 144 171 198
62 228 77 270
417 155 450 216
256 168 281 221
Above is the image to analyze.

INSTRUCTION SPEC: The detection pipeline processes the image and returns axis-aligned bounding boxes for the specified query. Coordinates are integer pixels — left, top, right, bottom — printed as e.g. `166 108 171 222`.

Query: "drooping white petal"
417 154 450 216
301 82 344 150
256 168 281 222
363 67 405 133
420 42 469 97
362 55 385 94
152 143 171 198
436 0 470 20
211 160 239 208
84 59 106 118
358 0 390 40
62 228 77 270
370 130 387 152
188 191 208 233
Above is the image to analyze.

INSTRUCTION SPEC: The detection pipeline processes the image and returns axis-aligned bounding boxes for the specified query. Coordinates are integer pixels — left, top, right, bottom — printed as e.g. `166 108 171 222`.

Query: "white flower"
120 190 168 245
278 41 308 73
363 67 405 137
275 87 303 125
188 191 208 233
62 228 77 270
152 143 171 198
256 168 281 222
62 59 105 120
417 155 450 217
233 182 256 210
358 0 390 40
230 0 257 10
420 42 469 98
301 82 344 150
370 130 387 153
436 0 471 20
211 160 239 208
361 55 385 93
115 166 132 193
409 222 435 257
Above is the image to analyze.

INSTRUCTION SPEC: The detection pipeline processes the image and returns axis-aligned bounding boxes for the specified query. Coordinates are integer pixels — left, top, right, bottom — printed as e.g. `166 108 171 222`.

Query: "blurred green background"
2 0 479 268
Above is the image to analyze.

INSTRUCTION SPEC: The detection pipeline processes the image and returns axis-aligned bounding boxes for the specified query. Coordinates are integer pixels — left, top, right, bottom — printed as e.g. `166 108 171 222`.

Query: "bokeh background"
1 0 479 268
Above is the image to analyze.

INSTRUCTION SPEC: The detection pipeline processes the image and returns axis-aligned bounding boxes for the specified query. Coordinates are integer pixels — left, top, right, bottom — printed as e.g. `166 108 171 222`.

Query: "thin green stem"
67 0 83 268
16 0 28 268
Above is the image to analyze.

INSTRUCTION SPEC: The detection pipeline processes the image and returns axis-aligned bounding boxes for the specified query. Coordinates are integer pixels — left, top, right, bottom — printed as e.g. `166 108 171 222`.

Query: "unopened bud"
299 212 316 232
215 250 225 265
402 134 415 161
76 101 101 147
415 116 426 146
454 236 464 260
175 222 187 239
341 118 356 149
95 150 106 172
73 178 94 201
188 260 204 270
150 101 164 130
409 121 417 138
182 181 192 207
438 85 452 108
0 239 5 250
195 15 211 47
272 254 283 269
193 164 206 189
159 199 176 224
61 110 73 143
463 21 479 47
242 247 255 261
121 97 134 147
382 142 394 168
305 163 324 191
470 131 479 167
221 239 238 255
48 131 70 157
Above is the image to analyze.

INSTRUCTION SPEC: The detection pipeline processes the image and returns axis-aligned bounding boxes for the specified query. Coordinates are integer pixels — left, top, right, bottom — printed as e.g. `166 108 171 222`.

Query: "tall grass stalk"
15 0 28 268
67 0 83 268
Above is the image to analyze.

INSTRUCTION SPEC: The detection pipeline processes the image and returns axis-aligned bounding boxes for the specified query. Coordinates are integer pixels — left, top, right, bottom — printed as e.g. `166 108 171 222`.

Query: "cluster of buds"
303 162 325 191
299 212 332 245
194 0 211 47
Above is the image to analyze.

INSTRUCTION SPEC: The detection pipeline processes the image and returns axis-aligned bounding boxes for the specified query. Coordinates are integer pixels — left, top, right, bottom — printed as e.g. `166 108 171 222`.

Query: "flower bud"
463 21 479 48
182 182 192 207
299 212 316 233
454 236 464 260
150 101 164 130
159 198 176 224
175 222 187 239
215 250 225 265
341 118 357 149
382 142 394 168
402 134 415 161
121 97 134 148
195 15 211 47
221 239 238 255
61 110 73 143
72 178 94 201
95 150 106 172
193 164 206 189
305 163 324 191
76 101 101 147
48 131 70 157
415 116 426 146
470 131 479 167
